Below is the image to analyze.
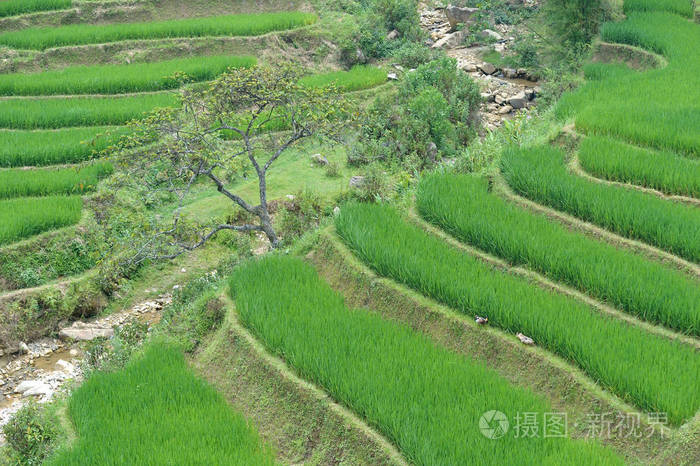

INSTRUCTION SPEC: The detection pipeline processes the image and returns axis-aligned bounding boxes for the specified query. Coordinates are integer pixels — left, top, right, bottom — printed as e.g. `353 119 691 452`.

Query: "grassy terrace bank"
578 136 700 198
0 55 256 96
556 9 699 156
502 145 700 264
0 93 178 129
0 196 82 246
0 128 125 167
0 0 70 18
0 162 112 198
48 342 275 465
417 174 700 335
230 256 621 465
335 203 700 425
0 12 317 50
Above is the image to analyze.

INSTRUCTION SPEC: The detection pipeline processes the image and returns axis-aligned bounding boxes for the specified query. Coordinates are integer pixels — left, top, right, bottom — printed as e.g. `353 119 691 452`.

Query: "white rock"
15 380 42 394
23 383 52 397
55 360 73 372
387 73 398 81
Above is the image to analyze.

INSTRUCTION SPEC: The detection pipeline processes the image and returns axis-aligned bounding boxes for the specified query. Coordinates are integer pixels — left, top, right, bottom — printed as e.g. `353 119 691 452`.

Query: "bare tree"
109 64 349 263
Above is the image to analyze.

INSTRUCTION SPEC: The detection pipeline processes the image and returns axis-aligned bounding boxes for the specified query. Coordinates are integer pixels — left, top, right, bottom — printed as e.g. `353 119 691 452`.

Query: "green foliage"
543 0 611 46
49 342 275 465
335 202 700 425
501 145 700 263
0 196 82 246
277 190 325 242
2 401 60 465
298 65 387 91
578 136 700 197
0 94 178 129
417 173 700 335
352 57 480 167
624 0 694 17
0 128 125 167
557 11 699 156
0 55 256 96
0 12 317 50
0 0 70 18
0 163 112 199
230 256 622 464
392 41 437 68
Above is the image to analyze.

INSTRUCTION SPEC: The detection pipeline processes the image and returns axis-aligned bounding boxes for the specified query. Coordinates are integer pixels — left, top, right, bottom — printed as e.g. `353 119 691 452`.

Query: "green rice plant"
0 12 317 50
298 65 387 92
0 196 82 246
624 0 694 17
48 341 275 465
417 173 700 335
578 135 700 197
0 93 178 129
230 256 622 465
0 0 70 18
0 127 125 167
556 12 700 156
0 55 256 96
501 145 700 264
0 162 113 199
335 203 700 425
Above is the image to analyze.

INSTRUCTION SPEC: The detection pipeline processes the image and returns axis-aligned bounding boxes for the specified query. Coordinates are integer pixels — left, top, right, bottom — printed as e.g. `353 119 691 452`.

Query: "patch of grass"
0 55 256 96
48 341 275 465
0 12 317 50
0 0 70 18
299 65 387 92
0 127 125 167
335 203 700 425
501 145 700 263
556 12 699 156
417 173 700 335
624 0 694 17
0 93 178 129
230 256 622 465
578 135 700 197
0 196 82 246
0 162 112 199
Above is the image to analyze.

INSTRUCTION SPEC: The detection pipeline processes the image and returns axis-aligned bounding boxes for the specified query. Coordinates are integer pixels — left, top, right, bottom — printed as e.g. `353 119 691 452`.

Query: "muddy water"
32 347 80 372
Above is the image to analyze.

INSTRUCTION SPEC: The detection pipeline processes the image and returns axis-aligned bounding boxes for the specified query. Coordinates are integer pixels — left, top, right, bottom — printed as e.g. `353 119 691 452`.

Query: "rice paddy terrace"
1 0 698 464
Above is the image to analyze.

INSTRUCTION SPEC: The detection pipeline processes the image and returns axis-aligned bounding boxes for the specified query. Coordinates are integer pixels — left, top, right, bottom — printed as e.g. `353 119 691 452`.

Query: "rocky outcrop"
445 5 480 30
59 322 114 341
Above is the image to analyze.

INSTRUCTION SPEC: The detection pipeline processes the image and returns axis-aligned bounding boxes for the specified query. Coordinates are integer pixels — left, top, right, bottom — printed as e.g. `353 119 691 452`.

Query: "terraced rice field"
231 256 622 465
49 342 275 465
417 173 700 335
0 0 71 18
335 203 700 425
0 11 317 50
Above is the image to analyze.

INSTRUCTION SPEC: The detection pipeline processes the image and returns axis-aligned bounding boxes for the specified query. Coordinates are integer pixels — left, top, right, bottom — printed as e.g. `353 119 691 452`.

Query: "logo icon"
480 410 509 439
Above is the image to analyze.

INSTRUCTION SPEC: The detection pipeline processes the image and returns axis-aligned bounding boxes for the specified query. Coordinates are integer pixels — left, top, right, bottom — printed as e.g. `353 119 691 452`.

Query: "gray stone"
445 5 480 30
386 29 399 40
508 92 528 109
431 30 466 49
478 63 497 75
503 68 517 79
23 383 52 397
59 322 114 341
481 92 495 103
387 73 398 81
311 153 328 166
349 176 365 188
461 63 478 72
480 29 503 41
426 142 438 163
494 94 506 105
18 342 29 354
15 380 42 394
498 105 513 114
333 206 341 216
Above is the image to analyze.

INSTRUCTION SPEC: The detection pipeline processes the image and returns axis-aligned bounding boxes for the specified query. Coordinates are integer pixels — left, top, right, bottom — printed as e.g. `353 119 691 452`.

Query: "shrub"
3 401 60 465
352 57 480 167
392 42 437 68
277 189 325 241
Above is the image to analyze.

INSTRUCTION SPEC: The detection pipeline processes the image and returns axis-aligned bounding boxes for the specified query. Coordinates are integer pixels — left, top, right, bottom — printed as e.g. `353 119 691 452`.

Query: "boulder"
494 94 506 105
386 29 399 40
508 92 528 109
59 322 114 341
461 63 478 72
311 153 329 166
431 30 466 49
387 73 398 81
480 29 503 41
333 206 341 216
481 92 495 103
502 67 517 79
478 63 497 75
445 5 480 30
23 383 52 397
426 142 438 163
498 105 513 114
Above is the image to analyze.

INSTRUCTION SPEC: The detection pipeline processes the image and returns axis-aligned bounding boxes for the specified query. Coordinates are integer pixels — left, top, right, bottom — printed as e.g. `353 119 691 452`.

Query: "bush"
277 189 325 241
2 401 60 465
543 0 613 46
393 42 438 68
351 57 480 167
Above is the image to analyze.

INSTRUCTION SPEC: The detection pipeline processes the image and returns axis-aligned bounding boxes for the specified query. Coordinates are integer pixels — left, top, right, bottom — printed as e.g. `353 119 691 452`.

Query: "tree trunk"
259 209 279 248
